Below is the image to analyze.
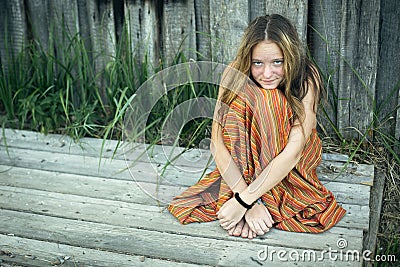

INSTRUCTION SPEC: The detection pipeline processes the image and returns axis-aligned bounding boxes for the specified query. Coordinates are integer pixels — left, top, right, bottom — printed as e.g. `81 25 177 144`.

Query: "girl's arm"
238 85 317 205
210 83 248 193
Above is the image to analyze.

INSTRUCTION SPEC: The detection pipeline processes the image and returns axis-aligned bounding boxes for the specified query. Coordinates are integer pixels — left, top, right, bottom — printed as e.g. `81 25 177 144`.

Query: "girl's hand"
245 201 274 236
217 197 247 230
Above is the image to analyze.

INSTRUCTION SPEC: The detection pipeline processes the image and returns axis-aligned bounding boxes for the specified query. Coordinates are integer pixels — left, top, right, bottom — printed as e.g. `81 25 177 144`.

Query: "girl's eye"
253 61 263 66
273 60 283 65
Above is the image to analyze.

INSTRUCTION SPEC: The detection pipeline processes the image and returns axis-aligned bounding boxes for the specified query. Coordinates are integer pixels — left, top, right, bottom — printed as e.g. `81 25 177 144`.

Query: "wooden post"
162 0 196 66
364 167 385 266
375 0 400 141
249 0 266 21
25 0 50 51
124 0 159 71
350 0 380 141
194 0 211 61
209 0 248 63
308 0 342 137
264 0 308 44
0 0 27 73
336 0 359 138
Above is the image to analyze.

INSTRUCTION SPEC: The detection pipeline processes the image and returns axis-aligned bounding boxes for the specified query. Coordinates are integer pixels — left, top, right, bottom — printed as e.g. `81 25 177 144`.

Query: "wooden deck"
0 129 373 266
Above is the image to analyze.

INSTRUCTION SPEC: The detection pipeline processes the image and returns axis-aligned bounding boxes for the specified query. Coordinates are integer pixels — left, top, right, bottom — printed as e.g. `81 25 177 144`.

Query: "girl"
168 14 346 239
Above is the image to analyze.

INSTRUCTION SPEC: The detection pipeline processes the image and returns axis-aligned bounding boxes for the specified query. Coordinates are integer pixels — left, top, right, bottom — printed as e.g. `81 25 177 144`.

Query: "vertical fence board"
82 0 116 103
25 0 49 50
194 0 211 60
336 0 360 137
350 0 380 139
397 94 400 142
77 1 92 60
249 0 266 21
49 0 80 66
0 0 27 72
308 0 342 136
50 0 80 39
162 0 196 65
376 0 400 140
99 0 117 60
264 0 308 44
210 0 248 63
124 0 159 69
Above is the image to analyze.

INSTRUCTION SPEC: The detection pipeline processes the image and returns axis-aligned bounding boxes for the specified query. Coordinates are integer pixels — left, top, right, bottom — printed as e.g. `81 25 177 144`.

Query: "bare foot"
245 202 274 236
241 221 256 239
228 219 245 236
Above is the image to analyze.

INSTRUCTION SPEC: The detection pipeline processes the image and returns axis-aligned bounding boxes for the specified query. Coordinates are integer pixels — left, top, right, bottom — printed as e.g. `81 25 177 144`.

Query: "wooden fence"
0 0 399 140
0 0 399 260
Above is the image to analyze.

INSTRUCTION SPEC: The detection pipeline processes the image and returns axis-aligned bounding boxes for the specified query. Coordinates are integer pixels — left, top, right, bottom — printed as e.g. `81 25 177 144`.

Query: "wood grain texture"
124 0 159 70
25 0 50 50
0 209 361 266
1 0 395 145
264 0 308 44
209 0 248 63
308 0 342 136
0 234 201 267
350 0 380 139
194 0 211 60
0 0 27 72
336 0 359 136
162 0 196 65
375 0 400 139
0 129 372 266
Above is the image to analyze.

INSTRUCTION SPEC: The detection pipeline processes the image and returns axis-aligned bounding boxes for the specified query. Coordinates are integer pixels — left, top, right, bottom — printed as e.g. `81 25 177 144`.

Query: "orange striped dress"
168 86 346 233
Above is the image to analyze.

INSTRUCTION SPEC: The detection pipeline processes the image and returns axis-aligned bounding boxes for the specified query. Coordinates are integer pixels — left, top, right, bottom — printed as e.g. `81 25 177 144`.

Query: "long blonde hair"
220 14 322 123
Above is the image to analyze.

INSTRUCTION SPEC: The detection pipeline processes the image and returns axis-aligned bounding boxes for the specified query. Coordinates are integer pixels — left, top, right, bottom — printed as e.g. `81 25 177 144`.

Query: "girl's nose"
263 64 273 78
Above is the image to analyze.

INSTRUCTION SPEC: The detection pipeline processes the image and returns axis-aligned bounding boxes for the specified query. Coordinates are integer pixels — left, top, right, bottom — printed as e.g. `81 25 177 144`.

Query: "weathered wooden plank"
0 184 369 231
249 0 266 21
308 0 342 136
0 129 375 185
49 0 80 42
375 0 400 139
349 0 379 139
0 0 27 73
25 0 50 50
194 0 211 60
162 0 196 65
363 166 386 263
209 0 248 63
0 209 360 266
124 0 159 70
79 0 116 104
264 0 308 44
336 0 359 138
0 147 372 205
0 146 214 187
0 234 207 267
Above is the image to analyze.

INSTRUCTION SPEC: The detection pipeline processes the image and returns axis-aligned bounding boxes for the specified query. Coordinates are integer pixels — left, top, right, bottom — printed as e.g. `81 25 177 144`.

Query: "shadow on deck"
0 129 373 266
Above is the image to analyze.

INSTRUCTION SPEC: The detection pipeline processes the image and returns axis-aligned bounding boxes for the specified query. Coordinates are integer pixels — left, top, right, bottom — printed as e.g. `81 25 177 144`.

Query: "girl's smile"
251 40 284 90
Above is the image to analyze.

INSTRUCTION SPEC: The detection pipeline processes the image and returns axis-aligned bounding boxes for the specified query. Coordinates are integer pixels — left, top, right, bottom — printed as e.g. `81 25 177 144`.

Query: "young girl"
168 14 346 239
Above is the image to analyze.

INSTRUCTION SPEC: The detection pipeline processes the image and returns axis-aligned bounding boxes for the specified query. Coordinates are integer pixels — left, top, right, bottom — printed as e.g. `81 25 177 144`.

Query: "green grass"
0 21 219 152
1 12 399 262
309 24 400 264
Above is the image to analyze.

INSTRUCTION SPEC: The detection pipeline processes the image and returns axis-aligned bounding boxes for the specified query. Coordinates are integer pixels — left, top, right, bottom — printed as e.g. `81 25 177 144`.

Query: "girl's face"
250 40 284 90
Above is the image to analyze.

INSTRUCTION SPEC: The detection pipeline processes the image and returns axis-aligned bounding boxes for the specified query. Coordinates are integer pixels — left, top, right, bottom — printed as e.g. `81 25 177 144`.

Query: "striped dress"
168 85 346 233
